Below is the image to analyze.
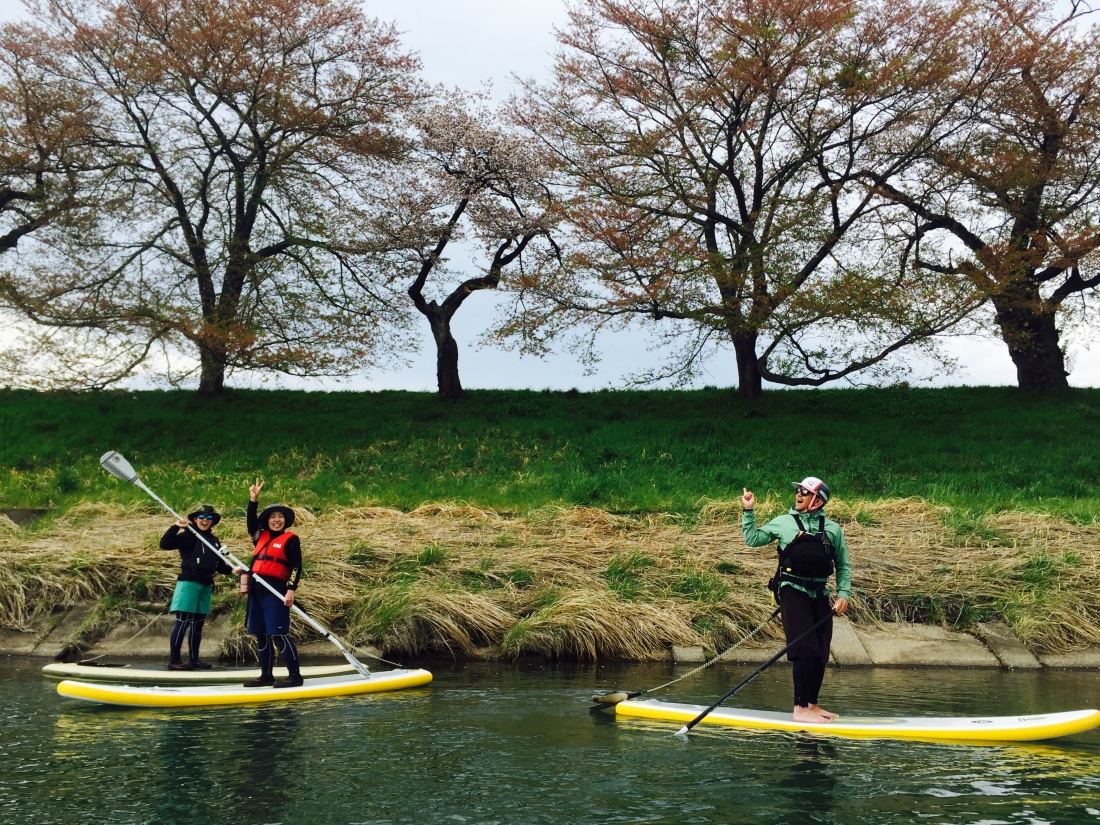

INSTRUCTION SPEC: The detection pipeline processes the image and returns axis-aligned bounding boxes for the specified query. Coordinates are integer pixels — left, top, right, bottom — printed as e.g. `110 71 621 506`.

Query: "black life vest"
778 514 836 583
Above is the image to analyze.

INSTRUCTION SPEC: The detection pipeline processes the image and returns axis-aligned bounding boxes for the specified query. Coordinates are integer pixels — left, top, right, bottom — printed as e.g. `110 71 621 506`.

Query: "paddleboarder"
242 478 304 688
741 477 851 724
160 505 235 670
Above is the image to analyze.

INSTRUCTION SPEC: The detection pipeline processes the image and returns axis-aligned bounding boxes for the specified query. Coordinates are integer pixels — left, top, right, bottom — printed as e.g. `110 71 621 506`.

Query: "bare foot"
793 706 832 723
808 704 838 719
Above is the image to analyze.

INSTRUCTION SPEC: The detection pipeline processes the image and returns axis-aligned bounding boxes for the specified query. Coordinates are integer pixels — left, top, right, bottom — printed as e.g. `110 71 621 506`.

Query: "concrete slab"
296 641 341 657
34 602 97 658
292 642 387 668
1038 646 1100 669
88 614 176 658
671 645 707 663
852 622 1001 667
0 629 41 655
85 612 240 661
973 622 1042 669
830 616 873 666
717 642 777 664
5 605 1099 669
201 615 234 650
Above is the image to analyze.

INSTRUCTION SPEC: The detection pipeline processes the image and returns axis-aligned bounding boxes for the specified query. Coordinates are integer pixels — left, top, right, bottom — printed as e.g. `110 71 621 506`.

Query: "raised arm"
740 488 781 548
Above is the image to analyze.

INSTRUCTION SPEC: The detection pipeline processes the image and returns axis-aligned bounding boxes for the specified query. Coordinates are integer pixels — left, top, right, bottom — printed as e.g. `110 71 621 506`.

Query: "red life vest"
251 531 297 582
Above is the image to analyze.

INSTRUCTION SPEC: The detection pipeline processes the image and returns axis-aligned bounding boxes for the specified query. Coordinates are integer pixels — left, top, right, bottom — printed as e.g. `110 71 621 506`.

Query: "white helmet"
792 476 830 509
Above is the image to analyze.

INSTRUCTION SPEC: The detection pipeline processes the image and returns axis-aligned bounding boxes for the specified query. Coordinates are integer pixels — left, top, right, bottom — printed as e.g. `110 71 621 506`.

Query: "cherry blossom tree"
392 92 558 399
0 0 423 393
0 22 97 255
869 0 1100 392
507 0 983 398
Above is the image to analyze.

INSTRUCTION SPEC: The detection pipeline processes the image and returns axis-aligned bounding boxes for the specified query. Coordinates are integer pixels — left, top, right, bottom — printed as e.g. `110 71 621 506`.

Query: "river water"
2 656 1099 825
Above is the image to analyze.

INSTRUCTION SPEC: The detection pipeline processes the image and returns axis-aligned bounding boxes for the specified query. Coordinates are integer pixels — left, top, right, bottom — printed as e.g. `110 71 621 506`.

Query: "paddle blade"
100 451 140 484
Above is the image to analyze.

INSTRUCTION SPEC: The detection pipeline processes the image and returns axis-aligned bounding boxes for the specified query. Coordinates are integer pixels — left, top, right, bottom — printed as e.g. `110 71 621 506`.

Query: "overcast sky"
1 0 1095 390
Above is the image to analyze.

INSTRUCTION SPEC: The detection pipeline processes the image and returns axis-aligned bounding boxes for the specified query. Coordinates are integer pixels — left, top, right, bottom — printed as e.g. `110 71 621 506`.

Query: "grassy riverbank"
3 499 1099 660
2 386 1098 660
3 386 1099 519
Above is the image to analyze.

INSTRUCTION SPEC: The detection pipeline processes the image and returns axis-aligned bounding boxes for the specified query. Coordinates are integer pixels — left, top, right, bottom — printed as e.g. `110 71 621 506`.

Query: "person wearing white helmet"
741 477 851 724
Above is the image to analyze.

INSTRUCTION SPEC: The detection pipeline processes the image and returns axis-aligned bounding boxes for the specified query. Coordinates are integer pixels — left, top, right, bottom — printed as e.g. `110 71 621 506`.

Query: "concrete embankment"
678 616 1100 669
0 602 373 662
4 603 1100 668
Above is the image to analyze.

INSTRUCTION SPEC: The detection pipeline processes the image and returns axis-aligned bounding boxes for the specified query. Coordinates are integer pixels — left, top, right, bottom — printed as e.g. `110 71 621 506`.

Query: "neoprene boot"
273 635 302 687
244 637 275 687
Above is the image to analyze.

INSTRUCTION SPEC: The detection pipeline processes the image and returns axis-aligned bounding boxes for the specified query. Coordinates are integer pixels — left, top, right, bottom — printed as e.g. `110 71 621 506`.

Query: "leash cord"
642 607 781 696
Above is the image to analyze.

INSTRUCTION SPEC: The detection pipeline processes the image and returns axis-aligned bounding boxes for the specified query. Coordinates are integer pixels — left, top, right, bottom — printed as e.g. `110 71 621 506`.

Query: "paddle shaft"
676 609 836 735
124 472 371 676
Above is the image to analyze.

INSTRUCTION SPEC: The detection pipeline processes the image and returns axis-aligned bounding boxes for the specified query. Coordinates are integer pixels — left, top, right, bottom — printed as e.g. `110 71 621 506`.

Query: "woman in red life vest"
241 478 304 688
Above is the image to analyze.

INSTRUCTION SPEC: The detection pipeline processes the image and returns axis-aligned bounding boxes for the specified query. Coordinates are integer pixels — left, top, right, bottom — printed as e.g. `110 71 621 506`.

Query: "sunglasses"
196 515 214 520
795 488 814 497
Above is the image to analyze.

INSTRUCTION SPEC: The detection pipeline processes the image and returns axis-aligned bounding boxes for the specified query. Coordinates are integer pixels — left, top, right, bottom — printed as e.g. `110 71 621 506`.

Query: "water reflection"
777 738 839 824
221 707 300 824
153 714 225 824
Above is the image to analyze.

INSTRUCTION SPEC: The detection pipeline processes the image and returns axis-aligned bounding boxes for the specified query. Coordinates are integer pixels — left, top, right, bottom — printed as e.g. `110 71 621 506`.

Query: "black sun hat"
258 504 295 529
187 504 222 526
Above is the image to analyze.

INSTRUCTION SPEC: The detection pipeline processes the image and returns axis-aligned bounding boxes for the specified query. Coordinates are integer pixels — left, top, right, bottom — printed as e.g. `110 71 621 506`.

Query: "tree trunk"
432 317 464 400
197 349 226 396
733 333 763 400
990 288 1070 393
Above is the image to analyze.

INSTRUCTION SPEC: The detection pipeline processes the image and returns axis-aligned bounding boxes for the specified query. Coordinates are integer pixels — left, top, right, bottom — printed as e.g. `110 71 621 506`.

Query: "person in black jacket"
159 504 234 670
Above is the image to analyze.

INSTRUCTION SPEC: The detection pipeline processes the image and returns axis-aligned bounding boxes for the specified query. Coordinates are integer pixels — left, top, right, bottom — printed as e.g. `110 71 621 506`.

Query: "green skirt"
170 580 213 615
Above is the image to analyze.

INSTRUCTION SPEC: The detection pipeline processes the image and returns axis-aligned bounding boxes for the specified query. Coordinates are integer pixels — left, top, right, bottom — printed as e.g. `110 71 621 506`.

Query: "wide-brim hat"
258 504 295 529
187 504 222 526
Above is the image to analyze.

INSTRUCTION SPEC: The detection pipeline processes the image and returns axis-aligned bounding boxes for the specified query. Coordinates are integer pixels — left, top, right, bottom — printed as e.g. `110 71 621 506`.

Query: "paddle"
675 609 836 735
99 450 373 678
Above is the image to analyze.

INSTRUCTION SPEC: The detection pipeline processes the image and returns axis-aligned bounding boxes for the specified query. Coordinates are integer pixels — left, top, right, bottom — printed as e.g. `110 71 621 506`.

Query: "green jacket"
741 508 852 600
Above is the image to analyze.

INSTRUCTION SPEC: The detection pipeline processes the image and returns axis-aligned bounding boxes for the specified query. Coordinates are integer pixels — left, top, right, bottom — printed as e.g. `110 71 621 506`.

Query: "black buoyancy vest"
778 514 836 582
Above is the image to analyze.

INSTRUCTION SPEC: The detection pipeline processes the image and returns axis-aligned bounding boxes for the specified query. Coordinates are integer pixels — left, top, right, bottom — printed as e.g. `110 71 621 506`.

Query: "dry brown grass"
2 498 1098 659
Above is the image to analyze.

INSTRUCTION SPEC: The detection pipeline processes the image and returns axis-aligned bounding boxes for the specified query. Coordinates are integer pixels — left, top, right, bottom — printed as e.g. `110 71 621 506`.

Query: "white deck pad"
42 661 358 685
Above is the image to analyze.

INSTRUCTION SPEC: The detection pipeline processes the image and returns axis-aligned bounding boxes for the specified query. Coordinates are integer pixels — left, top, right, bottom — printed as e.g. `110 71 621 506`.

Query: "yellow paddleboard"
57 669 432 708
616 699 1100 744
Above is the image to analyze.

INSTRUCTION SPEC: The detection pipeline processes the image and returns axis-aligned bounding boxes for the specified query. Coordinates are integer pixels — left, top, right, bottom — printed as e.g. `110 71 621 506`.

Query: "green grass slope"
2 386 1097 522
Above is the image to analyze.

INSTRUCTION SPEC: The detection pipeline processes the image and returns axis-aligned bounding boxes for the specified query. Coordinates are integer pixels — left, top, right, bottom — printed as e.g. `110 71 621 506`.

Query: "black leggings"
256 633 301 678
791 657 828 707
169 612 206 664
779 586 833 708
